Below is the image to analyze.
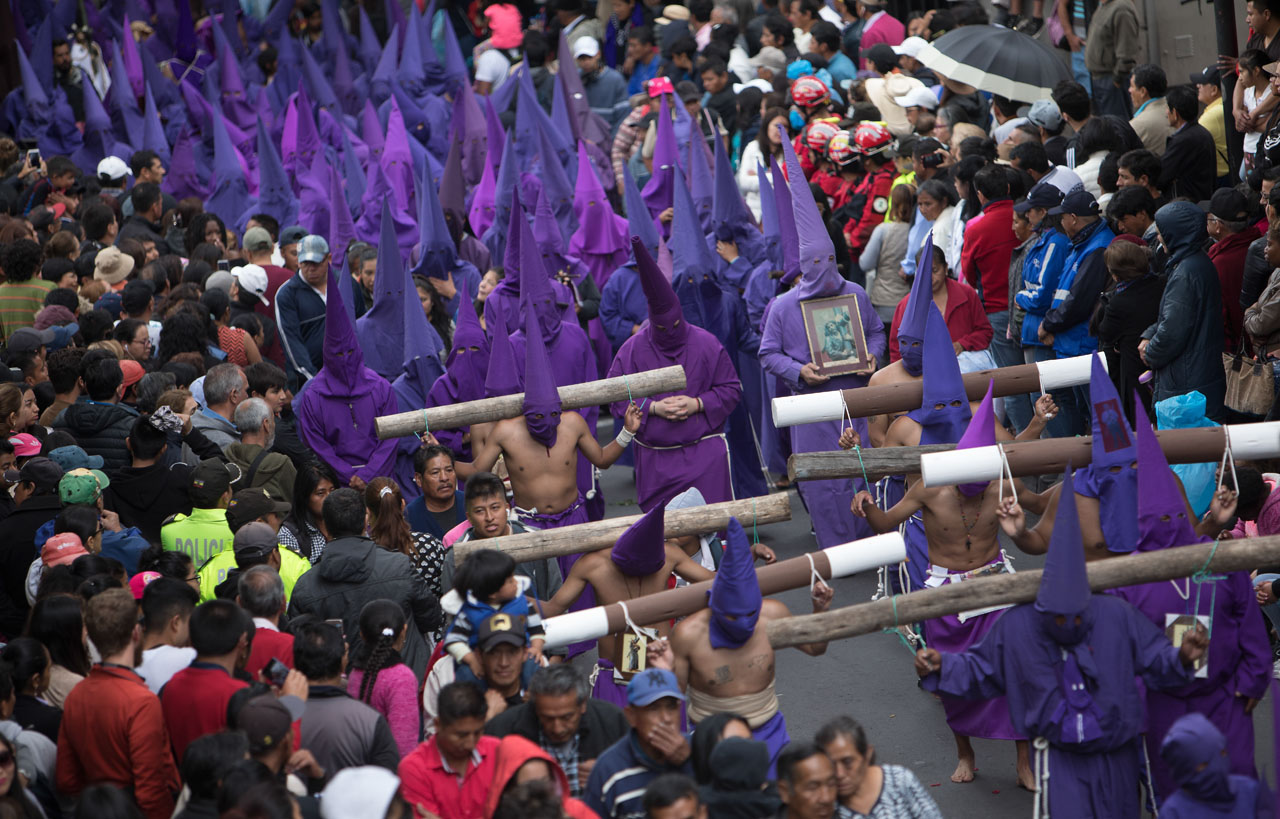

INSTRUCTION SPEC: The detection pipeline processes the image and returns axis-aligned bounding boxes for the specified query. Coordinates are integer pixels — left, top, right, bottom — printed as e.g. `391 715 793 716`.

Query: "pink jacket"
348 663 421 757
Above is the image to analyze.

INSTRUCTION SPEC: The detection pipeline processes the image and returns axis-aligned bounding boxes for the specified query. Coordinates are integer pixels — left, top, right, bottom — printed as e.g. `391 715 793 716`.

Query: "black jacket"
485 697 630 761
52 399 141 471
1159 122 1217 204
288 536 442 679
1142 202 1226 418
117 214 167 247
0 493 61 637
1093 274 1165 422
1241 232 1271 311
105 426 224 542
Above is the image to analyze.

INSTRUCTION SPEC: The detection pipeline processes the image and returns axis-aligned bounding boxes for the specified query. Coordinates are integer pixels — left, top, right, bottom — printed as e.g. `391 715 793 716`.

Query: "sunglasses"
0 749 13 767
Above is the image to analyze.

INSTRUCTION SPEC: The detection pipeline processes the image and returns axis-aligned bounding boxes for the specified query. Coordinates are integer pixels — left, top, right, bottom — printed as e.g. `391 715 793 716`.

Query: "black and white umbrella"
915 25 1071 102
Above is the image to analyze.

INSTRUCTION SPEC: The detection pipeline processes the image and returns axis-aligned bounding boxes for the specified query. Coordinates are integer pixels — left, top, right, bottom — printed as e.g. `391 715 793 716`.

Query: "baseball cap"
8 433 42 457
232 264 271 306
863 43 899 71
48 446 105 472
1048 189 1100 216
645 76 675 98
41 533 89 567
280 226 308 246
1191 65 1221 85
1026 99 1063 131
477 613 528 652
45 323 79 352
120 360 146 390
94 245 135 285
238 694 305 755
205 270 234 295
128 570 162 600
297 235 330 264
97 156 131 182
7 326 56 354
676 81 700 104
1203 187 1250 222
58 467 111 505
892 36 928 59
572 37 600 59
892 85 938 111
189 459 234 507
233 521 278 562
95 290 123 319
749 46 786 75
626 668 686 707
242 226 274 253
227 488 292 532
4 456 63 490
320 767 401 819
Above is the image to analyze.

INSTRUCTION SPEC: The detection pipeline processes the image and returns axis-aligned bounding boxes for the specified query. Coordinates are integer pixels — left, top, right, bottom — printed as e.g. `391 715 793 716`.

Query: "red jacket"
888 278 994 361
1208 225 1261 351
960 198 1018 314
843 166 895 258
57 665 181 819
245 626 295 680
400 734 500 819
160 663 248 762
483 735 598 819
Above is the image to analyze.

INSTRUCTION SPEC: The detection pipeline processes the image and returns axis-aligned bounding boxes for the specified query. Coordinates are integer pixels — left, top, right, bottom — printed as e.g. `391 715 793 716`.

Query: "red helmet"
827 130 857 166
853 121 894 157
804 121 840 152
790 76 829 108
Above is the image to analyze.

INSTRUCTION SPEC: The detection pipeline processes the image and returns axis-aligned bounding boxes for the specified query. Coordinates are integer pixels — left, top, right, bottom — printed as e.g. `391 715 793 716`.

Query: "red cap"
129 571 162 600
41 533 89 567
120 359 146 390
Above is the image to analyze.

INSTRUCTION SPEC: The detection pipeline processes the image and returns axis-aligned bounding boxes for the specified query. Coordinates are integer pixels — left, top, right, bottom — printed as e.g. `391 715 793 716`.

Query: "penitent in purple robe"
1110 408 1271 800
608 238 741 512
758 136 884 548
296 269 407 487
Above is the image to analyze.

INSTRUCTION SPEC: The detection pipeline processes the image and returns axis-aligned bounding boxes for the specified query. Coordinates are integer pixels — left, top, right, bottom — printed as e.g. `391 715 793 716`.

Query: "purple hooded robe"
922 467 1196 819
422 294 489 459
1110 408 1271 800
608 238 740 512
1074 353 1139 553
1157 713 1269 817
758 136 884 548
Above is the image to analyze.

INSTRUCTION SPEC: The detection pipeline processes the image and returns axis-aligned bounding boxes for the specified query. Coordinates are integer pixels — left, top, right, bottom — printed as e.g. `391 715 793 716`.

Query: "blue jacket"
34 519 150 576
1014 227 1071 347
1042 219 1114 358
273 274 326 383
404 490 466 540
600 264 648 355
585 732 694 819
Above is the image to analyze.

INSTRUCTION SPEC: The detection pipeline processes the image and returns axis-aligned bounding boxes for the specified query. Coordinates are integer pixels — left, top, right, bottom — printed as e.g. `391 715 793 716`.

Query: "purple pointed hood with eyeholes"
355 198 410 379
482 132 519 260
772 155 801 284
708 518 761 649
641 97 679 229
1036 465 1092 616
121 14 145 100
1078 353 1138 552
1159 713 1234 806
1135 401 1201 553
141 83 171 166
381 98 415 214
906 302 972 445
484 298 522 399
570 140 629 259
357 6 381 73
426 290 489 411
687 134 714 234
516 199 562 341
955 381 996 497
74 74 133 169
712 127 759 242
370 22 400 103
533 184 580 283
453 82 487 186
468 155 498 240
318 267 368 392
522 295 562 449
361 98 385 163
611 504 667 577
108 41 144 142
204 104 252 230
439 137 467 226
624 164 660 259
897 232 935 376
782 125 843 300
483 95 506 175
633 236 688 357
533 120 578 242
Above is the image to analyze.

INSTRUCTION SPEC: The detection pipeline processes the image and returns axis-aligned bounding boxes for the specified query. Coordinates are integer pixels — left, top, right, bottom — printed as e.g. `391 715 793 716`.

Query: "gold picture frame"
801 294 873 376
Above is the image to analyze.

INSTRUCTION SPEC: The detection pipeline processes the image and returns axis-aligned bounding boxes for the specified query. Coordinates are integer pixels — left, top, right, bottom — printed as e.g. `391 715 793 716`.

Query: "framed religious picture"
801 295 874 376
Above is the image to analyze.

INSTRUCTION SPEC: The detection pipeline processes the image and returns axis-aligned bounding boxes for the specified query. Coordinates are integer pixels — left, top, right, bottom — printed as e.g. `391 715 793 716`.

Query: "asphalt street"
593 451 1278 818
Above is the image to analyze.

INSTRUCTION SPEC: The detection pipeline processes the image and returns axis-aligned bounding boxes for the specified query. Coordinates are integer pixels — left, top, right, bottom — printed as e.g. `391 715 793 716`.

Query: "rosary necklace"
956 487 986 550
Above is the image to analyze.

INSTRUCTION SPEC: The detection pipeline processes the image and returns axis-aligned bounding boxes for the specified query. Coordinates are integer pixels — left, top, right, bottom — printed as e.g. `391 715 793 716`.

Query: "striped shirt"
0 278 55 339
584 733 693 819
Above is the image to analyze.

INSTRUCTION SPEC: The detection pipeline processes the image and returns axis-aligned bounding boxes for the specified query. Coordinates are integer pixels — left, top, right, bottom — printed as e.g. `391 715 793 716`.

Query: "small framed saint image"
801 295 873 376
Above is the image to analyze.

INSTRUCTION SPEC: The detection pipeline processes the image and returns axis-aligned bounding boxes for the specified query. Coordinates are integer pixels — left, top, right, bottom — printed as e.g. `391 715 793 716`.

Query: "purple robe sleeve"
920 622 1010 701
759 298 805 392
600 270 646 353
1227 572 1273 700
744 264 776 331
857 285 887 361
696 343 742 428
723 257 754 291
1129 605 1197 692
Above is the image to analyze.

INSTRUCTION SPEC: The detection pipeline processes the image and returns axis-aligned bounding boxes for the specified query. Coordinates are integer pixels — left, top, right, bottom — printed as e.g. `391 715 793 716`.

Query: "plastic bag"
1155 391 1219 517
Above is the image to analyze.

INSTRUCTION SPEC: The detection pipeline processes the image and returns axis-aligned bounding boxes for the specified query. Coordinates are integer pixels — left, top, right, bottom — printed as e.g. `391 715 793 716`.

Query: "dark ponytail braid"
355 599 406 704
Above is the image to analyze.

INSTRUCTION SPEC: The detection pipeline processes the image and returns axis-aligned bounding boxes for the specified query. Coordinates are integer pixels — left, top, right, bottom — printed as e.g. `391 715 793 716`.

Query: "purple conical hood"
897 231 935 376
483 133 519 260
533 118 578 241
783 125 842 299
411 159 459 280
1083 353 1138 552
708 518 762 649
141 83 171 166
322 267 367 390
173 0 198 64
550 69 580 147
398 7 428 97
438 3 469 91
31 21 53 92
205 104 253 230
468 155 498 240
484 298 522 398
483 96 506 176
454 290 488 355
555 30 612 146
906 302 971 444
338 126 367 216
74 75 133 170
383 0 407 48
17 42 49 111
108 41 145 144
1035 466 1091 615
712 128 757 235
501 184 526 291
282 86 322 175
1089 354 1134 468
357 6 381 74
633 237 687 356
533 185 569 263
955 381 996 497
686 135 714 234
250 114 297 228
297 151 330 236
623 164 659 258
219 0 243 56
328 162 359 279
121 15 145 100
439 137 467 224
298 37 339 110
1136 406 1199 553
772 156 800 282
570 140 628 259
757 162 781 268
522 296 562 448
356 198 410 378
356 159 417 260
380 98 415 213
670 165 718 282
611 504 666 577
641 97 678 226
516 199 561 340
331 36 361 117
12 1 30 55
454 82 487 186
360 99 384 162
214 24 246 100
81 72 114 135
370 22 400 103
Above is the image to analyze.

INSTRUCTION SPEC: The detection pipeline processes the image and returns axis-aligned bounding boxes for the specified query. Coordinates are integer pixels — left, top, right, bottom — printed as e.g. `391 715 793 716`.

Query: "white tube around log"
1224 422 1280 459
771 391 847 427
541 532 906 649
1035 353 1104 391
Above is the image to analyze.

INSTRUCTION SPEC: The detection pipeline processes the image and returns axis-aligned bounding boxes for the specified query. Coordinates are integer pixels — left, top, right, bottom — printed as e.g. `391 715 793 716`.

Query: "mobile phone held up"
26 149 41 169
264 657 290 687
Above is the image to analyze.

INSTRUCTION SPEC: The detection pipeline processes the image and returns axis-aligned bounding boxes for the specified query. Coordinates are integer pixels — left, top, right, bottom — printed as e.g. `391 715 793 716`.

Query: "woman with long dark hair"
737 106 790 219
184 212 226 256
413 275 454 351
363 478 446 602
24 594 91 709
280 461 338 564
1 638 60 742
347 599 418 757
156 309 214 369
